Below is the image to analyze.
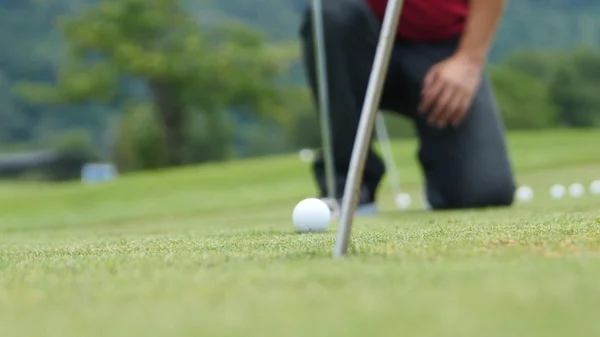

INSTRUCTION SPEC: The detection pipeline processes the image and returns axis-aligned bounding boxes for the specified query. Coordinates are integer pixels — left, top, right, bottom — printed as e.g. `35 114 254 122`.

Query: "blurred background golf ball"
568 183 585 198
516 186 533 202
590 180 600 195
550 184 566 199
395 193 412 210
298 149 314 163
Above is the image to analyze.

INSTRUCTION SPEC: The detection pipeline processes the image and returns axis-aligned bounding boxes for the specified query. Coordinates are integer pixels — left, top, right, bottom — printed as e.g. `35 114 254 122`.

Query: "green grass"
1 129 600 337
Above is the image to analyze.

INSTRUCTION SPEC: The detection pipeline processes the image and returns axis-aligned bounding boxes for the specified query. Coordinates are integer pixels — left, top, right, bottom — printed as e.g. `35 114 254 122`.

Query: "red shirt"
365 0 468 41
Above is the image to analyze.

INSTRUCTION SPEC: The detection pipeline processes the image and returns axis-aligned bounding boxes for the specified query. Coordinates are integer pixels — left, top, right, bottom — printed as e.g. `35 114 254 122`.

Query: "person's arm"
455 0 506 64
419 0 507 128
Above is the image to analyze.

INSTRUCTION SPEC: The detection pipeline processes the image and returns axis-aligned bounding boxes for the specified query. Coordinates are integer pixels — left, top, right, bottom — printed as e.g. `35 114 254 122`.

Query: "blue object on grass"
81 163 118 183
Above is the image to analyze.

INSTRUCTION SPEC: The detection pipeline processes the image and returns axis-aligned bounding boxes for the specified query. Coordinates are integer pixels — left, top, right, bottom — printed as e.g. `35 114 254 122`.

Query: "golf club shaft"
334 0 404 259
375 113 402 198
311 0 336 199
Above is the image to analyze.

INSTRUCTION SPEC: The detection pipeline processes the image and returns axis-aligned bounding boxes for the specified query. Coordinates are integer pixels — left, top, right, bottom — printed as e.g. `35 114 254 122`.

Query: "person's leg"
299 0 404 206
396 40 516 209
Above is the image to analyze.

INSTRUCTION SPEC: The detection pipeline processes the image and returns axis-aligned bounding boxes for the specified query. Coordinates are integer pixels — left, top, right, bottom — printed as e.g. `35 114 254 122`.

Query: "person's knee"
465 179 516 208
428 175 516 210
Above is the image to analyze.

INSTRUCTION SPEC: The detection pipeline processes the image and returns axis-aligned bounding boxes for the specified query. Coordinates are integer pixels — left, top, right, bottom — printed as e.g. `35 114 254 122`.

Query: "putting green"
0 129 599 337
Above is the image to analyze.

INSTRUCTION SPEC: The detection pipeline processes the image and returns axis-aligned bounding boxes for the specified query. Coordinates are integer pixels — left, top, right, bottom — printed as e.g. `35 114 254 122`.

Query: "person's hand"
418 53 484 128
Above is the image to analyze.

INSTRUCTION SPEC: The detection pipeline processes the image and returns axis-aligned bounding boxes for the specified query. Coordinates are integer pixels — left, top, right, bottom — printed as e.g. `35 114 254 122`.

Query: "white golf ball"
292 198 331 233
590 180 600 195
298 149 314 163
516 186 533 202
550 184 566 199
569 183 585 198
395 193 412 210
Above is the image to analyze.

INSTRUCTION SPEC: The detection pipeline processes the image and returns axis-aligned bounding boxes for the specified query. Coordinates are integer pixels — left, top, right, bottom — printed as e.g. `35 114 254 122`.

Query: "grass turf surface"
0 129 599 337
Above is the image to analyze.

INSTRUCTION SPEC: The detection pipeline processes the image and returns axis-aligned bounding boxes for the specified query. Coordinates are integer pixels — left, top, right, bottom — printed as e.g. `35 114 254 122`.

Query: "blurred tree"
3 0 600 164
0 70 25 143
275 86 321 149
17 0 295 167
490 66 560 129
494 48 600 128
51 128 98 158
198 0 600 62
112 101 167 171
549 49 600 127
499 50 563 83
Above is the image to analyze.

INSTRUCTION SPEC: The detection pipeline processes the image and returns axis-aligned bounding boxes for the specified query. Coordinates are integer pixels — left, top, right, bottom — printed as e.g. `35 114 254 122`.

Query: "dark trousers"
300 0 516 209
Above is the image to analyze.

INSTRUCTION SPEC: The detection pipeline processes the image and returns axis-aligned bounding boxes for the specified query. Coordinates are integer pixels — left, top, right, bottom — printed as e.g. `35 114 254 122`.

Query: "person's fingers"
422 65 437 89
419 80 443 115
419 68 441 114
427 84 456 127
450 96 471 127
437 90 464 128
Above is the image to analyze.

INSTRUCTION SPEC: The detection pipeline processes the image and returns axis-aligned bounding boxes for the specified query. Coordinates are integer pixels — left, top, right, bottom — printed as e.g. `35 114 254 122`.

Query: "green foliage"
112 102 239 172
112 101 168 172
4 0 600 172
549 49 600 127
17 0 296 168
51 128 98 157
490 67 560 129
499 50 562 83
237 124 290 157
483 1 600 61
275 87 321 149
497 48 600 128
183 109 235 163
0 71 26 143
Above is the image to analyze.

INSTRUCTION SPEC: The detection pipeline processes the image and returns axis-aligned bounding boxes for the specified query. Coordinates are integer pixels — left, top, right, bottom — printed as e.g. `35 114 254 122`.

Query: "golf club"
375 113 403 203
334 0 405 259
310 0 336 200
311 0 403 211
